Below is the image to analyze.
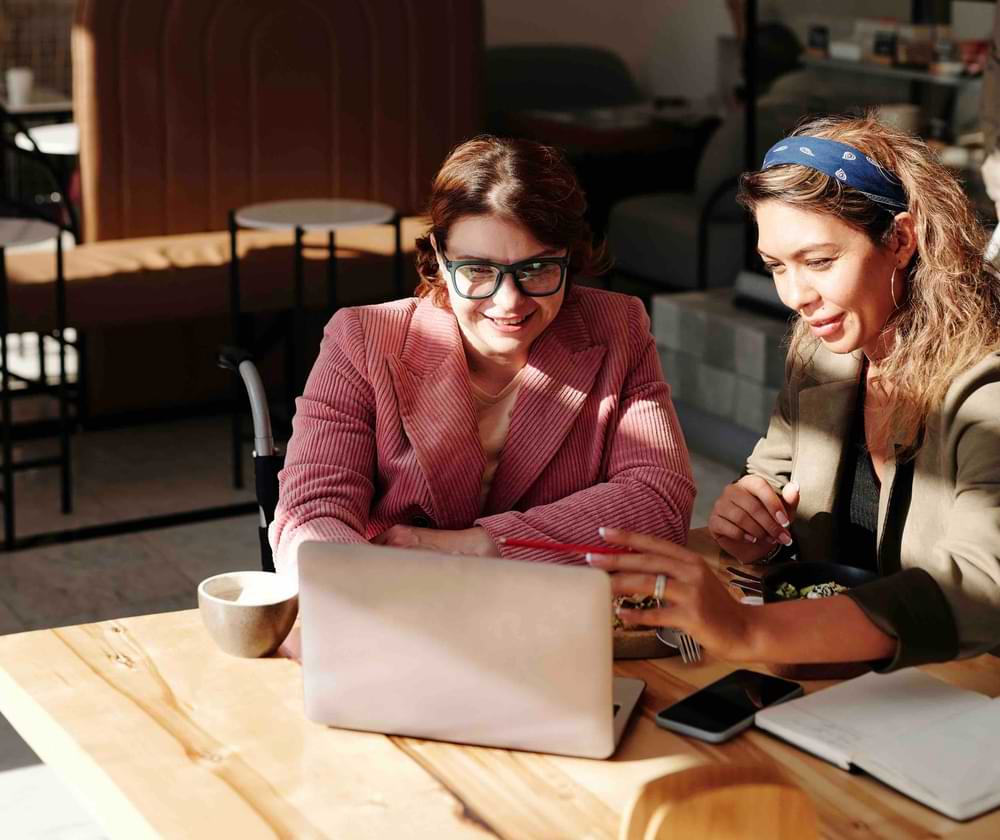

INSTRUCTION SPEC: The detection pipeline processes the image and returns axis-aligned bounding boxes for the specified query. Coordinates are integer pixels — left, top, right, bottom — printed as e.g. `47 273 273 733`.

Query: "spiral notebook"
754 669 1000 821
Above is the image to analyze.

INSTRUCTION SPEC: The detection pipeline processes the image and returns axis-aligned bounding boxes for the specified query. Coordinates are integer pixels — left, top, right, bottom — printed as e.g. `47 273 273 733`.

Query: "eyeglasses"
438 250 569 300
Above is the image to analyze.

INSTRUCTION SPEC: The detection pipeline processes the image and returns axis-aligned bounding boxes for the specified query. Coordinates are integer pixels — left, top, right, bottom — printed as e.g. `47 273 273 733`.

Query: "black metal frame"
742 0 758 271
438 253 569 299
228 209 405 488
0 229 75 550
0 105 81 243
2 501 259 553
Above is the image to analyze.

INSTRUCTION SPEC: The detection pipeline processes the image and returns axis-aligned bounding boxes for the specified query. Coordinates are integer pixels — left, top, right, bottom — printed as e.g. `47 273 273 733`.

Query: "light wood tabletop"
1 530 998 839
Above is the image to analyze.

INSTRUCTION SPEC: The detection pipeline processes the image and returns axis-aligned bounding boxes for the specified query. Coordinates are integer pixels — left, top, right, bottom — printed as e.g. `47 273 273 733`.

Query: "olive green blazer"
746 343 1000 670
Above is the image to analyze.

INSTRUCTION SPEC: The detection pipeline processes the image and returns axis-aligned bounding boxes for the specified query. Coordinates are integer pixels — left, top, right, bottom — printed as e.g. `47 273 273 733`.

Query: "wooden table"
1 531 999 839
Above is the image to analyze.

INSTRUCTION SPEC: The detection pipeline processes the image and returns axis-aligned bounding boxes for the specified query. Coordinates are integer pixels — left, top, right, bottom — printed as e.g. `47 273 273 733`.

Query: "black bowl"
760 562 880 681
761 561 878 604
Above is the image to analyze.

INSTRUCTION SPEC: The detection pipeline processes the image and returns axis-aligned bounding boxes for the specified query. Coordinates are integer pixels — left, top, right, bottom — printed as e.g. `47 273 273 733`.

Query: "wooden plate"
613 627 679 659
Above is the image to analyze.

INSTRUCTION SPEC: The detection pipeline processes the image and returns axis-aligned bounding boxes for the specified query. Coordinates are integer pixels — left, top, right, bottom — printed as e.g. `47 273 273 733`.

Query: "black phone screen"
657 669 801 734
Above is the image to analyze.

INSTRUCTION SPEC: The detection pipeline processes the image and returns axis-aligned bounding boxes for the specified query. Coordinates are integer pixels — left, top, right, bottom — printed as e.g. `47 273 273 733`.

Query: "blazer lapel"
387 301 485 528
486 300 606 514
792 349 862 562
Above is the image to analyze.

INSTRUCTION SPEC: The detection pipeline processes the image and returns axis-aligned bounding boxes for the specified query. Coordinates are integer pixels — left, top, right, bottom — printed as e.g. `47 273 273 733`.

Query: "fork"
677 631 702 664
653 595 702 663
655 627 702 664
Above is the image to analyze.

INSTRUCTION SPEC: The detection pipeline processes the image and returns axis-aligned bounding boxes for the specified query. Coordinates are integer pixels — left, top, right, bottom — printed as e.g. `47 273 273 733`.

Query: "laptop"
297 541 645 759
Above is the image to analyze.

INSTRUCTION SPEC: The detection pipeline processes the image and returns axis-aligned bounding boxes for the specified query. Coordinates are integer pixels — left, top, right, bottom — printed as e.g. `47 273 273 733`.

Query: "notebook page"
754 669 988 771
852 697 1000 821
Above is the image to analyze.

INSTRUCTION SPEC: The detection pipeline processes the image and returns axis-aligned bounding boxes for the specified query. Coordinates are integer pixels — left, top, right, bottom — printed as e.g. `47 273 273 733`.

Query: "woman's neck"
862 321 896 373
464 344 528 394
463 340 528 394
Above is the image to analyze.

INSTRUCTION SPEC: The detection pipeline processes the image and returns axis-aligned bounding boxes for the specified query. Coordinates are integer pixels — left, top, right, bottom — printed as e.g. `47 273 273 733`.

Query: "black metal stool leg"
327 230 338 312
56 230 71 514
37 332 46 383
393 214 404 297
291 225 304 399
229 210 244 489
75 330 89 427
0 248 15 549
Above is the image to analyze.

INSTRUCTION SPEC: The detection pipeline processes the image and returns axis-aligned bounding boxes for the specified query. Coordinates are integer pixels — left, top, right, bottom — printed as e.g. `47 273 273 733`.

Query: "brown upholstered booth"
4 0 483 411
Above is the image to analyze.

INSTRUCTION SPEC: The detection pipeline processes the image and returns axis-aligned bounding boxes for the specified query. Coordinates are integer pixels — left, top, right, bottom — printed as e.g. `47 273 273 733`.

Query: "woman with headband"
589 113 1000 671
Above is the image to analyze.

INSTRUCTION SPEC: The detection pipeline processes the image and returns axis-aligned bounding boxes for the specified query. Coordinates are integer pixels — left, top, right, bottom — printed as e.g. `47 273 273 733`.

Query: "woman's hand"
708 477 799 563
372 525 499 557
589 527 760 661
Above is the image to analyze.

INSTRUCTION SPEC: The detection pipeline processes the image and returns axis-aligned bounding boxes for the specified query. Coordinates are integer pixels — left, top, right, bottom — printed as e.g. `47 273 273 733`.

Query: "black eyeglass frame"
438 250 570 299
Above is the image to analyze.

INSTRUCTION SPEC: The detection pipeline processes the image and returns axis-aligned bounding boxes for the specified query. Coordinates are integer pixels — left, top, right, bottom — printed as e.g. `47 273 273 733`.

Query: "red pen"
496 537 634 555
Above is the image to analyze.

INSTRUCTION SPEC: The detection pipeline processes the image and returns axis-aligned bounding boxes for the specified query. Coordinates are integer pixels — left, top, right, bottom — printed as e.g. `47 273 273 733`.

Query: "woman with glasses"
271 136 695 575
589 114 1000 671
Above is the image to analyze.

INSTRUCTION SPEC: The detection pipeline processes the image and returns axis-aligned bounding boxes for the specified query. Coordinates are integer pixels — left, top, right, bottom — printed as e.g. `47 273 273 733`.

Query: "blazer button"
411 514 432 528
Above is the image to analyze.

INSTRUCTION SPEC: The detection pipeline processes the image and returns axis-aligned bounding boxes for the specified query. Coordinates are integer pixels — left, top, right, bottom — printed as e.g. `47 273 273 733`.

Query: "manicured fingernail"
776 512 790 527
598 527 607 539
786 482 799 493
779 532 793 546
743 534 757 543
585 553 595 564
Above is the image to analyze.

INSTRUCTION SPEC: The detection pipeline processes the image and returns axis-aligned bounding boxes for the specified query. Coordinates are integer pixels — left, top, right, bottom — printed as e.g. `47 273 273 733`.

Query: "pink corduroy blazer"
271 285 695 575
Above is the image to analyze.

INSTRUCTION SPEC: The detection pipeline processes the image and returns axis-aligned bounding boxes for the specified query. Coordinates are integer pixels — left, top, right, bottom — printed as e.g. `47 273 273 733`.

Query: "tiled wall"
0 0 74 97
653 290 790 465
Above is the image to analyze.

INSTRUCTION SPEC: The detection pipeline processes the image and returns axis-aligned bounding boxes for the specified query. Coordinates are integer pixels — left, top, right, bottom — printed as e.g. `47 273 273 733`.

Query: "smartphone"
655 669 803 743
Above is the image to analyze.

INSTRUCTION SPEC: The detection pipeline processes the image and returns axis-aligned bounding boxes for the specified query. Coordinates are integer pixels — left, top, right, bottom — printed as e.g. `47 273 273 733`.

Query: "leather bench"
4 218 424 333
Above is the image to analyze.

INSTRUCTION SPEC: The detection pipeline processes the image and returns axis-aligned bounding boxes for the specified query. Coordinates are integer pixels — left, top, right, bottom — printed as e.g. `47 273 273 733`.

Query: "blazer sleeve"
475 300 696 561
744 347 796 491
848 378 1000 670
271 308 375 578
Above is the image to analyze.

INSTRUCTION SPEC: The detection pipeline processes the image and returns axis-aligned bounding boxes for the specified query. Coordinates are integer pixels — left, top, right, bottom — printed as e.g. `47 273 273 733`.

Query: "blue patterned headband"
762 136 908 212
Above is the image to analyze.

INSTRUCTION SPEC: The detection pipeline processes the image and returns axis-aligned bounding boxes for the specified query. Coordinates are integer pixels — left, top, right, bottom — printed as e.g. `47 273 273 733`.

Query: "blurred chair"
486 44 641 133
607 99 801 291
620 761 819 840
3 0 483 411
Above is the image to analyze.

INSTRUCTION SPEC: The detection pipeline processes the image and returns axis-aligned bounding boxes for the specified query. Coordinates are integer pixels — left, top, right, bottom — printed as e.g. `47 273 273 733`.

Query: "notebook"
754 668 1000 821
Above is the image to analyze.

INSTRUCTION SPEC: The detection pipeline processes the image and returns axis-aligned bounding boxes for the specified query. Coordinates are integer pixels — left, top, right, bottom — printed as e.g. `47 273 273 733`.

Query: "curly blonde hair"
738 112 1000 453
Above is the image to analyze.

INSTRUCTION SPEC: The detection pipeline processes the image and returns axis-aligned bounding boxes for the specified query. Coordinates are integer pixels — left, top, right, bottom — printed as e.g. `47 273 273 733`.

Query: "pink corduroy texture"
271 285 695 577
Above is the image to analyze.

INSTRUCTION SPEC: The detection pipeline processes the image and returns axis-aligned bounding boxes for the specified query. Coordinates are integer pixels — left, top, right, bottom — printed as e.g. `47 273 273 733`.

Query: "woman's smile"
806 312 846 338
484 311 534 332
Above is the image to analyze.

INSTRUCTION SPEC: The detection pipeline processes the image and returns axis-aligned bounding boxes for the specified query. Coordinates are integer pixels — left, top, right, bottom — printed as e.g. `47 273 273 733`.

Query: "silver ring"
653 574 667 602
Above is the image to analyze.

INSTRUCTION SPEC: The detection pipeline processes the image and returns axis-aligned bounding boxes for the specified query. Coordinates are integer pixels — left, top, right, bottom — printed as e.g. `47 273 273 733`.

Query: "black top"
836 370 881 572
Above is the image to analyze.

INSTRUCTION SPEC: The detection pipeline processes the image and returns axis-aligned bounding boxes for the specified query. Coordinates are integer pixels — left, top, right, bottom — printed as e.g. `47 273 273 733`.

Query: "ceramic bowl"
761 561 879 681
761 561 877 604
198 571 298 658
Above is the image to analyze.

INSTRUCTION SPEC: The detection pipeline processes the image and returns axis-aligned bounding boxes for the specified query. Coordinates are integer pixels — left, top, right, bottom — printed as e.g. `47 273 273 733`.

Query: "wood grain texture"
0 530 998 839
620 762 819 840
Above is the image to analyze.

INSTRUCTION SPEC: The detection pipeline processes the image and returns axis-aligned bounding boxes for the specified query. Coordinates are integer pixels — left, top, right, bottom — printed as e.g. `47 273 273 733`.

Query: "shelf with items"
800 55 980 88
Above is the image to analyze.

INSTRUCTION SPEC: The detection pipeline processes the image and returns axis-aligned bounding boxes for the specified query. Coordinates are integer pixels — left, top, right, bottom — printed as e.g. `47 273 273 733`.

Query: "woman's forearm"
745 596 896 663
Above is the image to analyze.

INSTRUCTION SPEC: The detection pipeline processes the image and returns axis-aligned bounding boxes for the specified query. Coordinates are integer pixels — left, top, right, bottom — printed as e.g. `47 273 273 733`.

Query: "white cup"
197 571 299 657
5 67 34 108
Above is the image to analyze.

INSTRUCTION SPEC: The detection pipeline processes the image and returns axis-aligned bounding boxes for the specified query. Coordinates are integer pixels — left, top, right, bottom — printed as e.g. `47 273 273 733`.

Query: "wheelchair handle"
219 346 275 457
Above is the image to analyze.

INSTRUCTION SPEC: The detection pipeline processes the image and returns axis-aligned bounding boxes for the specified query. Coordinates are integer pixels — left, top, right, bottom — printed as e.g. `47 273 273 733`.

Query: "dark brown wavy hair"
414 135 609 306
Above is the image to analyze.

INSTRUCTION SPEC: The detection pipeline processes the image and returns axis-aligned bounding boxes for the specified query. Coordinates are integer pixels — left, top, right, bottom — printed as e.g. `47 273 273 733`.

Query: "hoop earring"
889 266 899 309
